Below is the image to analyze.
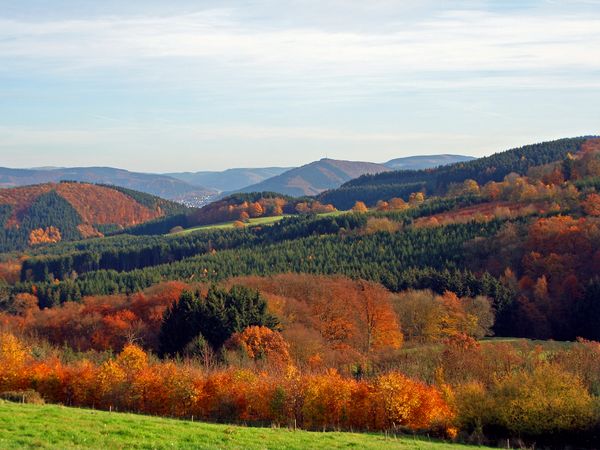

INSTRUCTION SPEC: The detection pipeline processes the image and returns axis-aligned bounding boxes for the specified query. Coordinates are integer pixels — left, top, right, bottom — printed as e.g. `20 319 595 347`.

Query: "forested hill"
236 158 390 196
384 154 475 170
319 137 594 209
0 182 190 252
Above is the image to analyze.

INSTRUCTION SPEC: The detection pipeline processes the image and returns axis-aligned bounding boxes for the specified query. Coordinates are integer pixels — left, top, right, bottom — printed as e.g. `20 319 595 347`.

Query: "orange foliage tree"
8 281 189 352
28 226 61 246
583 193 600 216
225 274 403 368
248 202 264 218
0 332 454 435
352 201 369 213
225 326 291 369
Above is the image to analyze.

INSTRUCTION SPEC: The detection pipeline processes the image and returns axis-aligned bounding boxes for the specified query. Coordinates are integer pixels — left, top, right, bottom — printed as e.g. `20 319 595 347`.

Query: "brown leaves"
13 281 189 353
583 193 600 216
227 274 403 365
226 326 291 369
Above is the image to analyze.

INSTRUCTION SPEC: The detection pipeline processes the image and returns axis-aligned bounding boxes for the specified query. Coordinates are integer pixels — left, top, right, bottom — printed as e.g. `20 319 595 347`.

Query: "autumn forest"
2 137 600 448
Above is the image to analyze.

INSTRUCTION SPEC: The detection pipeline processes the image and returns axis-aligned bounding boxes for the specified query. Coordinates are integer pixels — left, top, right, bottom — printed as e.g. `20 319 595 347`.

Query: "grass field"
176 210 350 234
0 401 488 450
177 215 290 234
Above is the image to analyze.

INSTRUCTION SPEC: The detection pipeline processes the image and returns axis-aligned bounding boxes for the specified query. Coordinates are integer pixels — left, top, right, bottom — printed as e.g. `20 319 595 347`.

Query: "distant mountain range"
233 155 474 197
0 154 475 204
0 167 216 205
166 167 291 193
235 158 391 197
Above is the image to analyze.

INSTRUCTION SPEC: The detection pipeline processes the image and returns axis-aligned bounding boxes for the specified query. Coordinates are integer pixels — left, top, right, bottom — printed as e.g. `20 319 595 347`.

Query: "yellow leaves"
453 381 491 431
296 201 336 214
28 226 61 246
455 364 597 436
0 332 455 435
97 359 126 394
0 332 30 390
376 373 418 425
448 179 480 197
116 344 148 376
0 332 29 366
374 372 453 431
360 217 401 235
351 201 369 213
463 179 480 195
497 365 595 435
393 290 493 344
299 369 454 432
302 369 355 429
409 192 425 205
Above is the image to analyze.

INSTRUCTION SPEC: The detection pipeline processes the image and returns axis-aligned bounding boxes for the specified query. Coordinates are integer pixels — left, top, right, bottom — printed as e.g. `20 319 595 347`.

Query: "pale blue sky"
1 0 599 172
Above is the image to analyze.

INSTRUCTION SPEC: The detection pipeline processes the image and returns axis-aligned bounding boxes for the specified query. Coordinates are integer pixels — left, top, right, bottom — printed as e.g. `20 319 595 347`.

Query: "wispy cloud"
0 2 599 170
1 7 599 88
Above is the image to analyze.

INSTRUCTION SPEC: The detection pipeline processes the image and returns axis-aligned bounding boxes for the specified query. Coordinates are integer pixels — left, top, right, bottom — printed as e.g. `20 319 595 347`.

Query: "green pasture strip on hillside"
0 401 489 450
176 215 291 234
176 210 349 234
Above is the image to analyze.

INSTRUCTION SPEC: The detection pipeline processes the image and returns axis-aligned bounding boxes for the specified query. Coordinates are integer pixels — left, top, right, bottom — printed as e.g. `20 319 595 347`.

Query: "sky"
0 0 599 172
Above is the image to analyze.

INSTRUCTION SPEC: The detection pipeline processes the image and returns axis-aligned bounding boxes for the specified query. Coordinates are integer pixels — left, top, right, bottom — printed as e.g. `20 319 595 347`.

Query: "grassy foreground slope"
0 401 486 450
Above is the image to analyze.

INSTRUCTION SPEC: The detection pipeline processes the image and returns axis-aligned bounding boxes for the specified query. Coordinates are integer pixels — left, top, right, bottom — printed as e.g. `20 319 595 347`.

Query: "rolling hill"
0 166 215 205
0 155 475 205
384 154 475 170
0 182 189 252
166 167 291 193
3 136 600 448
319 137 595 209
236 158 390 197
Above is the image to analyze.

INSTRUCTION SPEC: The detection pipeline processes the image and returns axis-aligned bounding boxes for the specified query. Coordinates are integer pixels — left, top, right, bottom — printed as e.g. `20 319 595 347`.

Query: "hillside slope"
319 137 594 209
237 158 390 197
0 182 188 252
0 166 215 204
384 154 475 170
167 167 291 192
0 402 471 450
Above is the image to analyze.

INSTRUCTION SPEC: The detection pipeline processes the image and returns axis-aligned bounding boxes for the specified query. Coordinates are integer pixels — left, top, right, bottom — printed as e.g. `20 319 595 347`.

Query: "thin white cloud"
0 8 599 85
0 2 599 171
